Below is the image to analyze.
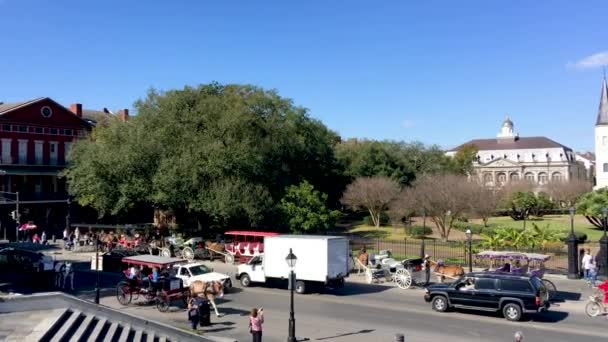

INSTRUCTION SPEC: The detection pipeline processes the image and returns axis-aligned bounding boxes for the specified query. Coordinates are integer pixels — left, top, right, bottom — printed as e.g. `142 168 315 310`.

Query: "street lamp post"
600 208 608 278
603 208 608 239
567 207 579 279
286 248 297 342
95 232 100 304
465 228 472 272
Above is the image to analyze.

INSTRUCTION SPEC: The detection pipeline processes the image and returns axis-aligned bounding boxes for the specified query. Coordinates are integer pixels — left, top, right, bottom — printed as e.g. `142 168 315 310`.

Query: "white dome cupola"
497 116 517 140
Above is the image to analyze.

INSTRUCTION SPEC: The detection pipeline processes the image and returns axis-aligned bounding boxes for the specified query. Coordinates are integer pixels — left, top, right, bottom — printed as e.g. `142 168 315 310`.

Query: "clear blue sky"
1 1 607 151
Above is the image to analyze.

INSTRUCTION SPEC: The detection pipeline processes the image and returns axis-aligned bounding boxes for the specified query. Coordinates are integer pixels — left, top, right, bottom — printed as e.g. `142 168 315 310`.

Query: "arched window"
524 172 535 182
538 172 548 184
483 173 493 185
604 163 608 173
551 172 563 182
510 173 519 181
497 173 507 184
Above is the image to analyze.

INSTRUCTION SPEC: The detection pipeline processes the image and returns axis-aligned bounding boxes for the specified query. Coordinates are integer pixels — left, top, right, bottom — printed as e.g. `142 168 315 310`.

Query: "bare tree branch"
341 176 401 227
410 174 472 241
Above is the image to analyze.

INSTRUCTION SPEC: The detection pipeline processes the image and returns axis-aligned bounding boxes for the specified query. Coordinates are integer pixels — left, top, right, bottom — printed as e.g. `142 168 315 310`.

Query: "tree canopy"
576 188 608 229
280 181 341 233
65 83 345 229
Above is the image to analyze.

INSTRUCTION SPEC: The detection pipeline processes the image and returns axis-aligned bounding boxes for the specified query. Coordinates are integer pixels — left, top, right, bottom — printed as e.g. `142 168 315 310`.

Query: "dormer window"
503 154 507 159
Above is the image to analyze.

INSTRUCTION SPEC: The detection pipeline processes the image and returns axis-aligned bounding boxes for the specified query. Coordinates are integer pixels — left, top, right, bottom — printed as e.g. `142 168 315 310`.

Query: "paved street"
64 258 608 342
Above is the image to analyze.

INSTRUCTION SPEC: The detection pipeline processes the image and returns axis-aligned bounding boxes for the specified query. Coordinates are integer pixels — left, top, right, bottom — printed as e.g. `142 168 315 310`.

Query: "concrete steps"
38 308 175 342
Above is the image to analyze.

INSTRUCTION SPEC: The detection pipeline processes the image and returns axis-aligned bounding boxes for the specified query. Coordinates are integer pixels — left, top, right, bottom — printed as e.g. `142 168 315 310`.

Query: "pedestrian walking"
582 249 593 283
423 254 432 286
249 307 264 342
589 258 598 288
41 231 47 245
187 298 200 330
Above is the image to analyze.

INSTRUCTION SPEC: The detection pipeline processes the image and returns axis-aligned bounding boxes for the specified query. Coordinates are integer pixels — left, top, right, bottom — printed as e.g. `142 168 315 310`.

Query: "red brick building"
0 97 127 239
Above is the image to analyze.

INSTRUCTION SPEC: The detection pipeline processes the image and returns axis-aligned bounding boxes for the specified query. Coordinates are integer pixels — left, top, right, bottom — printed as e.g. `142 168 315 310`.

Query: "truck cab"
236 255 266 287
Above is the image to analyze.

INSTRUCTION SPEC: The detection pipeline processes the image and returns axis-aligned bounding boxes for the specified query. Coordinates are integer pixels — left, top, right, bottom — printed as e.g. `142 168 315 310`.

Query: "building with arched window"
447 117 588 188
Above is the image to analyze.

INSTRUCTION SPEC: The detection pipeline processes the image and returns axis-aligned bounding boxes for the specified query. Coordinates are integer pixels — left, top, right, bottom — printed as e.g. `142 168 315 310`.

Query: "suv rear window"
501 279 533 293
475 278 496 290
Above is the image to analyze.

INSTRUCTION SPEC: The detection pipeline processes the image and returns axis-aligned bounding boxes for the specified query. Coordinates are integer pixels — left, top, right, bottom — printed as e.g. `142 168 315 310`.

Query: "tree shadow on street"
324 282 392 296
315 329 375 340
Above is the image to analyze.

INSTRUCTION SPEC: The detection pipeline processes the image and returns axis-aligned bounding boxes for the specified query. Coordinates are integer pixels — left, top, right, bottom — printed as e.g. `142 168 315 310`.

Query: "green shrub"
363 212 390 226
407 225 433 237
452 221 489 235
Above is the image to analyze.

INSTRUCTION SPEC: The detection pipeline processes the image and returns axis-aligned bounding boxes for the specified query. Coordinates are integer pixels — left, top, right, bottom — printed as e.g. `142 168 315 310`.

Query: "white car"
173 262 232 289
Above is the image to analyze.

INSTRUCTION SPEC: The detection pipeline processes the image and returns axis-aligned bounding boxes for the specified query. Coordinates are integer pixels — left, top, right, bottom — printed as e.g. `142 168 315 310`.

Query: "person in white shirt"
582 249 593 282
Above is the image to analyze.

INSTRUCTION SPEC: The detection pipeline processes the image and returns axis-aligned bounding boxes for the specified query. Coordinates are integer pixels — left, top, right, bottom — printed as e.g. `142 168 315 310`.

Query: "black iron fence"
347 236 577 275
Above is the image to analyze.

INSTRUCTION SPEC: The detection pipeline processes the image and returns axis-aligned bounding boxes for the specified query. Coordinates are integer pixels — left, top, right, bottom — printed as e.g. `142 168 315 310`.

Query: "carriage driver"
423 254 432 286
459 278 475 291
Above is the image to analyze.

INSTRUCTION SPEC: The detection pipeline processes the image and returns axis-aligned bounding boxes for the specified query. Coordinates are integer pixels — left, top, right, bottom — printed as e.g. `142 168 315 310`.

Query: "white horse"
54 261 75 291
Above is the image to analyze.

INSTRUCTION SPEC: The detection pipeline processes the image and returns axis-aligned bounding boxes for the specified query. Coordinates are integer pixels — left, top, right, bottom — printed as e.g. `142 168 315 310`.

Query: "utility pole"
15 191 19 242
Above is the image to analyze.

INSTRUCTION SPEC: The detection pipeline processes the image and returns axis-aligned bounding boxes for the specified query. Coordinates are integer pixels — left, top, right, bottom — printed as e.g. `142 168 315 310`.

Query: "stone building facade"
447 118 587 188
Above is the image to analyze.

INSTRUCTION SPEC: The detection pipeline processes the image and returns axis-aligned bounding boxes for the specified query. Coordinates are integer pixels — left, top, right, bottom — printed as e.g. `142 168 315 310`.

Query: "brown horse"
205 241 225 252
431 260 465 283
190 280 225 316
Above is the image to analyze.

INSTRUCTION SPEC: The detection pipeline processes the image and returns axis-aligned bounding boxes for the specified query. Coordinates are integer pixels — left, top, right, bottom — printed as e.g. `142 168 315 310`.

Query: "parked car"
423 272 550 321
0 247 54 273
172 262 232 289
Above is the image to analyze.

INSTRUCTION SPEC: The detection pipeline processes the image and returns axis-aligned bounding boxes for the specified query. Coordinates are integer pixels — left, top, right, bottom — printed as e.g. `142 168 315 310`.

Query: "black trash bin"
196 298 211 326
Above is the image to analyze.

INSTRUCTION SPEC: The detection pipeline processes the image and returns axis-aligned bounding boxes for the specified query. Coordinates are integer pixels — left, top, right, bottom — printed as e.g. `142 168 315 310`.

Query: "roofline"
0 97 94 128
449 136 573 152
0 97 46 114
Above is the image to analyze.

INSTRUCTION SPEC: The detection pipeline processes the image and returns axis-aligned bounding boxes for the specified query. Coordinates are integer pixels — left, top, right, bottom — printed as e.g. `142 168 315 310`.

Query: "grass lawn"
478 215 605 242
347 215 606 242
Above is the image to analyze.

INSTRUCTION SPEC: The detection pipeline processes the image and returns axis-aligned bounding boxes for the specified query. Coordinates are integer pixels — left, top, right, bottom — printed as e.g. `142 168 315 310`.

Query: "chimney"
70 103 82 117
118 109 129 122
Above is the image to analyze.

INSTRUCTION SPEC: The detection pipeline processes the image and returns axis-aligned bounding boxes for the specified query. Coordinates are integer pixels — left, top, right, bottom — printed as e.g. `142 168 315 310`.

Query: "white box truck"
236 235 349 294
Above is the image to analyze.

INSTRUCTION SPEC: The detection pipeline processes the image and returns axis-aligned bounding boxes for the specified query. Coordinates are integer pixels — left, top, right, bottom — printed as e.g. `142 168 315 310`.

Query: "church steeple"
596 76 608 125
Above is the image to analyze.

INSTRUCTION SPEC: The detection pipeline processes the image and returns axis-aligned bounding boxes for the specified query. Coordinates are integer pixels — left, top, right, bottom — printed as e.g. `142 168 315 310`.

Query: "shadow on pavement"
326 282 392 296
315 329 375 340
451 308 568 323
218 307 250 317
553 290 582 303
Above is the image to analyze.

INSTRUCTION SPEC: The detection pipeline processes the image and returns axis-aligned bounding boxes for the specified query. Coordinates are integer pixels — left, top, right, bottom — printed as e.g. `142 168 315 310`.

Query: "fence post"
376 238 380 254
420 238 425 258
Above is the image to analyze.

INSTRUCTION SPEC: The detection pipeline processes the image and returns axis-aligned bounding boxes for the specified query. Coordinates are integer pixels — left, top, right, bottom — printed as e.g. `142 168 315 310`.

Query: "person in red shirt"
598 280 608 304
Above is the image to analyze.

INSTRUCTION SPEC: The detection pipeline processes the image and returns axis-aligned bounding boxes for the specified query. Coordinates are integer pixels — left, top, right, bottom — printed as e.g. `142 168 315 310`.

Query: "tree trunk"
482 217 489 227
368 209 380 227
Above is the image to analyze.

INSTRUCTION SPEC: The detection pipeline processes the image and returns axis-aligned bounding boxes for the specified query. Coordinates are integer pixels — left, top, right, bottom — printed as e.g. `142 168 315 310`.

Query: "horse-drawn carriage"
475 250 557 300
158 236 229 262
116 255 190 312
223 230 279 264
356 250 425 289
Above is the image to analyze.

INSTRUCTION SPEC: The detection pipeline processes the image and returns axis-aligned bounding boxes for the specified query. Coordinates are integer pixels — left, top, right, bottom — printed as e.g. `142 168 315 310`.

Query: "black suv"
423 272 549 321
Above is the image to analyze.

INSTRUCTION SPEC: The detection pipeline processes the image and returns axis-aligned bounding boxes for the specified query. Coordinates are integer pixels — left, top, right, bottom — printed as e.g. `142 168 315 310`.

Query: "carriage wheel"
394 269 412 289
182 247 195 261
116 282 132 305
225 254 235 264
156 295 170 312
159 248 171 258
541 279 557 301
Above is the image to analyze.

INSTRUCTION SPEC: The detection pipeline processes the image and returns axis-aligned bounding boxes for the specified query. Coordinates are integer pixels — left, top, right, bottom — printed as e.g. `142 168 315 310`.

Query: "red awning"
224 230 280 237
